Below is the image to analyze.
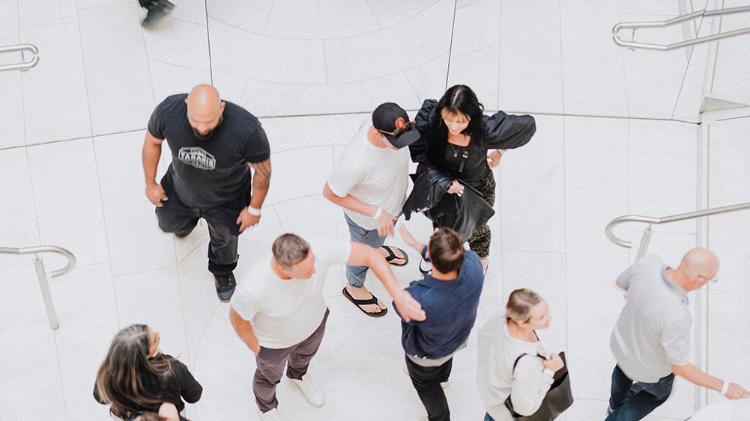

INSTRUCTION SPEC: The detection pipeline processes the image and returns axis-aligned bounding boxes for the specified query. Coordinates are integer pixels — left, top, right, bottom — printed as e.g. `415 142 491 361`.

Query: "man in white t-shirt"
229 233 425 420
323 102 420 317
607 248 749 420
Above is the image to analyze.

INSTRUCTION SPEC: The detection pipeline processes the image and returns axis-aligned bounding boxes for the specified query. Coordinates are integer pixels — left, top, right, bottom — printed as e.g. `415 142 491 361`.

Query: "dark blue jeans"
484 414 494 421
606 365 674 421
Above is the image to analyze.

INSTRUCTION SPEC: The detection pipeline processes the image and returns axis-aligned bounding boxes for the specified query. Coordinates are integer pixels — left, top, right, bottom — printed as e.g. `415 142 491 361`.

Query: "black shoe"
141 0 175 27
213 272 236 302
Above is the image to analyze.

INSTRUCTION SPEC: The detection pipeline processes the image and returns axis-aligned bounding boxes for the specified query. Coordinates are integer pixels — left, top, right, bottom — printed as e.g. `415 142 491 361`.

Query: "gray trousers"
253 310 329 413
344 213 386 287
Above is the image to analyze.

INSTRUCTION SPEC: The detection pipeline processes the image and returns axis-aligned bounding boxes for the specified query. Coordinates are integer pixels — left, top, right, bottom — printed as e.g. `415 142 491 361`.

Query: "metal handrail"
612 5 750 51
0 245 76 330
0 43 40 72
605 202 750 250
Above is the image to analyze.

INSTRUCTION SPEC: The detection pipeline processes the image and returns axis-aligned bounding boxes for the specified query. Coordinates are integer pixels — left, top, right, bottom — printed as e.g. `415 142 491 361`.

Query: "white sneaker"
258 408 283 420
290 374 325 407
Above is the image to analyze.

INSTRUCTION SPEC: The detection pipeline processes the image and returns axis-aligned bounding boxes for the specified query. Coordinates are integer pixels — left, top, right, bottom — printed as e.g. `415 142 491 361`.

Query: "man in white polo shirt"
607 248 749 420
323 102 420 317
229 233 425 420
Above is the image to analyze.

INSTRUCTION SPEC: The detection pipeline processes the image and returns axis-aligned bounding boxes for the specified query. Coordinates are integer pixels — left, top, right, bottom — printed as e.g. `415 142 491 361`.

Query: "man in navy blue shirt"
397 226 485 421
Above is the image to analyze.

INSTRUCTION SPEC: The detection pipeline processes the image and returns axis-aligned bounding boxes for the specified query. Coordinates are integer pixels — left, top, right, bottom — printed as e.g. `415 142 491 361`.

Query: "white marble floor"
1 1 750 420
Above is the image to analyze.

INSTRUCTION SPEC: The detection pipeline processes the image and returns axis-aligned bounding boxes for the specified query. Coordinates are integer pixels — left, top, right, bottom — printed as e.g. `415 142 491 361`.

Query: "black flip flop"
380 245 409 266
342 287 388 318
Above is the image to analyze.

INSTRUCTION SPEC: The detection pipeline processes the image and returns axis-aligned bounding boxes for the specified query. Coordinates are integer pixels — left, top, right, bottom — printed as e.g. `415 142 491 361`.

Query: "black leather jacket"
402 167 495 241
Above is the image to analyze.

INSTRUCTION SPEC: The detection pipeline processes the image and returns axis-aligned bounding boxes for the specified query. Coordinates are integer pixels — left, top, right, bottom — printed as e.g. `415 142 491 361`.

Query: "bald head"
186 84 224 139
678 247 719 288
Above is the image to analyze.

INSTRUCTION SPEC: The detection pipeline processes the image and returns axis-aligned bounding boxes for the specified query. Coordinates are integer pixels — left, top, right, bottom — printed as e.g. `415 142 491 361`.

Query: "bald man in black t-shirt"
142 84 272 302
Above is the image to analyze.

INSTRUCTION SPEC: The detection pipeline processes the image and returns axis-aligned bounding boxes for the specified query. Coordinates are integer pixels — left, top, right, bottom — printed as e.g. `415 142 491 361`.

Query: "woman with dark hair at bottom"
94 324 202 420
408 85 536 273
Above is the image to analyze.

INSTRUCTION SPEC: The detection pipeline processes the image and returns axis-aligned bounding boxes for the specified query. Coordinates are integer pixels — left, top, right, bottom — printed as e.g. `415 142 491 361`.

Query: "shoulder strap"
511 352 548 374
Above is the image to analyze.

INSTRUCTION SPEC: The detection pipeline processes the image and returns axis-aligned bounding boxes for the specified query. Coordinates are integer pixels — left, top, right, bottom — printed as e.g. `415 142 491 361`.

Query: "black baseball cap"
372 102 421 148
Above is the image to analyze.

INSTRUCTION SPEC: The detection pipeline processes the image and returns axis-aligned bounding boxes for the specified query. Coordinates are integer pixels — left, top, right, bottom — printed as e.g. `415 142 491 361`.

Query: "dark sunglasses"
377 121 415 137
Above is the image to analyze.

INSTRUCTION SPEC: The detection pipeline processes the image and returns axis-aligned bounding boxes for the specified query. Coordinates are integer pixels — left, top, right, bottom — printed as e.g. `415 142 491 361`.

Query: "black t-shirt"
93 354 203 417
148 94 271 209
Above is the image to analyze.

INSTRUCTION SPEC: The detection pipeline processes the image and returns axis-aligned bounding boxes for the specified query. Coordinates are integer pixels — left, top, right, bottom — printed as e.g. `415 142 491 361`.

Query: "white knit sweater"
477 314 555 420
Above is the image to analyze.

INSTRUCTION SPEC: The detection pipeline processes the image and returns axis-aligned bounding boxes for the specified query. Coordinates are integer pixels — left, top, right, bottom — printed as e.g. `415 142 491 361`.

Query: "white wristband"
372 208 383 219
247 206 261 216
720 381 730 397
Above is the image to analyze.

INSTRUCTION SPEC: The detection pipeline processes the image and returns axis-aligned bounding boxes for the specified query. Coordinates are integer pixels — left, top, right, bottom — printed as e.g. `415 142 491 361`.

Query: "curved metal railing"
605 202 750 256
0 245 76 330
0 43 40 72
612 5 750 51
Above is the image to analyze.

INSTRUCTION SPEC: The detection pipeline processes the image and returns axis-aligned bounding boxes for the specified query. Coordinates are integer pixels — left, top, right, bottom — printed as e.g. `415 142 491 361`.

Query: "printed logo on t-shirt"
178 147 216 170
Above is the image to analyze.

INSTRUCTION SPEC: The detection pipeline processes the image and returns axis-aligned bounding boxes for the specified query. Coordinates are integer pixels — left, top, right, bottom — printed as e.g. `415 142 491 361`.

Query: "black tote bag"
504 352 574 421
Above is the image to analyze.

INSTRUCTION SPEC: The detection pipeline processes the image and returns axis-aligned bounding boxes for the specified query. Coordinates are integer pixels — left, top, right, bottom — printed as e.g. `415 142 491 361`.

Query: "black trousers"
138 0 151 7
155 174 248 275
405 355 453 421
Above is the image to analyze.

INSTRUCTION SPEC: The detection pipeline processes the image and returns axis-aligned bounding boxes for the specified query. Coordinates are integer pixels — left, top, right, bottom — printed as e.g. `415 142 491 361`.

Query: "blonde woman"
477 289 565 420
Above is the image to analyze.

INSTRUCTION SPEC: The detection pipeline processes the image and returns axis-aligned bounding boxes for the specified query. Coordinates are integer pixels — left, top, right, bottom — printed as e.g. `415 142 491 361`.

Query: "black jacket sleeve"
409 99 438 166
171 360 203 404
482 111 536 150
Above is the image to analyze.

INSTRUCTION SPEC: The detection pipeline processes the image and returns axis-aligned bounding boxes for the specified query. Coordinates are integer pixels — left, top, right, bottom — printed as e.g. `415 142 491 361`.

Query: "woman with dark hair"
94 324 202 420
409 85 536 271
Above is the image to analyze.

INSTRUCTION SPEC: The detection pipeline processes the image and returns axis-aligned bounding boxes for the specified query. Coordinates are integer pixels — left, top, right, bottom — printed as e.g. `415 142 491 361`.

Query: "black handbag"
504 352 574 421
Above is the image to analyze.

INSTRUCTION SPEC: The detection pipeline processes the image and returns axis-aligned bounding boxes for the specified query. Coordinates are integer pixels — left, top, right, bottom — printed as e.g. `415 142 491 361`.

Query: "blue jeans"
344 214 386 287
606 365 674 421
484 414 494 421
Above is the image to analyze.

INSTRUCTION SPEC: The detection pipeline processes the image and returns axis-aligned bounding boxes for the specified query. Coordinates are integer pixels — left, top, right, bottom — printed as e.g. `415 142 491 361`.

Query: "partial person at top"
93 324 202 420
138 0 174 27
404 85 536 273
323 102 421 317
142 84 272 302
607 248 749 420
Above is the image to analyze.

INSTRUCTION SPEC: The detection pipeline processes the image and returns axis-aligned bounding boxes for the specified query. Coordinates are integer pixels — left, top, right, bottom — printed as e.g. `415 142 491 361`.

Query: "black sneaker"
141 0 175 27
213 272 236 302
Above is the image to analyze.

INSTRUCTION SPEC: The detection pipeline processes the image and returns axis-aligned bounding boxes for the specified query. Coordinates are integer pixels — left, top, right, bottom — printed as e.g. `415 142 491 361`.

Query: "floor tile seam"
495 0 502 110
51 325 70 420
209 0 442 42
614 0 634 121
149 55 210 73
561 108 569 350
402 70 422 105
176 239 209 266
501 248 567 255
168 219 194 364
137 5 159 118
266 192 325 209
109 263 177 279
444 0 458 90
0 111 703 156
451 40 499 60
364 0 383 28
211 50 450 86
88 119 124 338
260 0 276 35
164 15 205 28
188 304 221 369
202 0 214 85
14 0 43 248
15 19 82 32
